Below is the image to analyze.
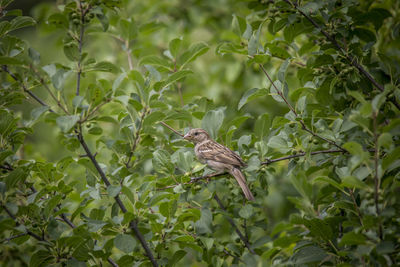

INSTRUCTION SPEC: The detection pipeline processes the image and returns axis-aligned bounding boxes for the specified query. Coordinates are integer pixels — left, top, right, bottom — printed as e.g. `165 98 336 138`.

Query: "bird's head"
183 128 210 143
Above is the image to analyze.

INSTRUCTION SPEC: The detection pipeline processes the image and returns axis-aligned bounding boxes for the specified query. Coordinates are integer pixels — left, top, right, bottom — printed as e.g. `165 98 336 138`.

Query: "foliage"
1 0 399 266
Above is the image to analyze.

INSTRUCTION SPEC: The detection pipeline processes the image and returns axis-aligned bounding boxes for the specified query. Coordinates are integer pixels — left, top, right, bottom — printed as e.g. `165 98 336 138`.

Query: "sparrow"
183 128 255 201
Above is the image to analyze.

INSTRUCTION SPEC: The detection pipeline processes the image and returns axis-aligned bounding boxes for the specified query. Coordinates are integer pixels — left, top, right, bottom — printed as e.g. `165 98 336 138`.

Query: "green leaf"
64 43 80 61
170 250 187 266
343 141 364 156
179 42 209 68
195 208 212 234
173 235 195 242
28 47 40 64
341 176 367 190
353 27 376 43
239 204 253 219
269 80 285 103
5 168 27 189
313 176 345 192
154 70 193 91
278 58 291 82
169 38 182 58
290 172 312 200
303 218 332 241
201 107 225 139
29 106 49 125
121 186 135 205
383 147 400 170
248 32 258 56
267 136 290 153
339 232 366 246
0 21 11 37
232 14 247 36
372 93 387 112
30 250 53 267
56 115 80 132
9 16 36 31
143 111 165 126
107 185 121 198
0 56 22 65
378 133 392 149
152 149 174 174
51 68 71 91
88 126 103 135
119 19 137 41
238 88 267 110
90 61 119 73
114 234 136 253
291 245 327 265
139 55 172 70
265 43 291 59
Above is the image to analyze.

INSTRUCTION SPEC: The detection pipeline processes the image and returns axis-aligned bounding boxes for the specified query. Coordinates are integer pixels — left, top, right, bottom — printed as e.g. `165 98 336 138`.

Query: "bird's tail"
230 168 255 201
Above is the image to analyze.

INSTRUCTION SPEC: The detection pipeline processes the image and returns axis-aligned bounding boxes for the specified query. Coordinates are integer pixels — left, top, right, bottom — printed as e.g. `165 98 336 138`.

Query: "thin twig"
213 194 255 254
30 65 70 114
261 149 346 165
1 233 28 243
126 108 148 168
372 112 383 239
1 66 55 113
159 121 184 137
80 98 111 123
125 38 133 70
1 203 44 242
223 248 244 263
258 63 347 152
76 0 87 96
282 0 400 110
348 189 364 227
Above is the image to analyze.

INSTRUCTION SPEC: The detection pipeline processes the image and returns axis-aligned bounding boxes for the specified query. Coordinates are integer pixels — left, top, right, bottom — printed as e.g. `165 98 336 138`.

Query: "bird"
183 128 255 201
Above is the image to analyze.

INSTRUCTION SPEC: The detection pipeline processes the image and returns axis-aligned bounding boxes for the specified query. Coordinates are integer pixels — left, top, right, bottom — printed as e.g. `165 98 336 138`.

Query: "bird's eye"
194 132 199 136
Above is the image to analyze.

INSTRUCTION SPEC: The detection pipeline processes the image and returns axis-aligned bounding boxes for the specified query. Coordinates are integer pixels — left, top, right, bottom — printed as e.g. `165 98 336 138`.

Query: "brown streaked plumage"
183 128 255 201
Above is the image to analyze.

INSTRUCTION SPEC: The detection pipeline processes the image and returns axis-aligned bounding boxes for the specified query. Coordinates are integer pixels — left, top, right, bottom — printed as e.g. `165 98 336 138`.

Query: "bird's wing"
196 140 245 167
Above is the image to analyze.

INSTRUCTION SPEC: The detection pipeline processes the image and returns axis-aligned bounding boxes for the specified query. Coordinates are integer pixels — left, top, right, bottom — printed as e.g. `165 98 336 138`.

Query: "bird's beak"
183 133 191 140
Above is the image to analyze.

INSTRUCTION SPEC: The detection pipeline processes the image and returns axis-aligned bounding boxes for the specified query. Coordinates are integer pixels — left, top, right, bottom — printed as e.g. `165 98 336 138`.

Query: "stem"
258 64 347 152
213 194 255 254
283 0 400 110
126 109 148 168
372 112 383 239
76 0 86 96
125 39 133 70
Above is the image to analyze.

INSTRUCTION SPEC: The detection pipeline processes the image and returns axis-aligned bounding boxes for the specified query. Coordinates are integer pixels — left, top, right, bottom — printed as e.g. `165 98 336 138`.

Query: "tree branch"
282 0 400 110
1 65 55 113
213 194 255 254
258 63 347 152
76 127 158 266
1 203 44 242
